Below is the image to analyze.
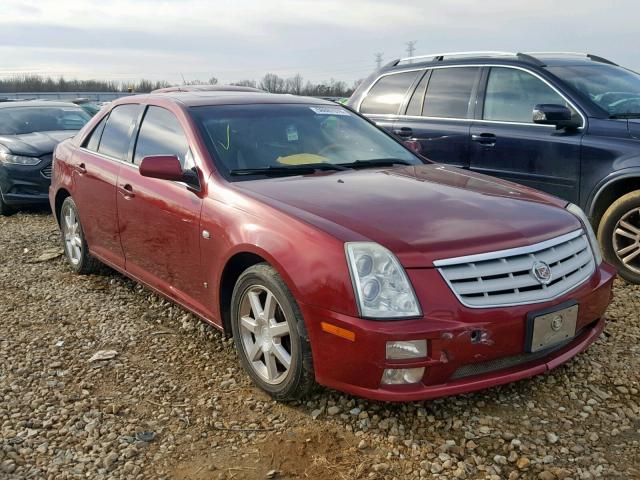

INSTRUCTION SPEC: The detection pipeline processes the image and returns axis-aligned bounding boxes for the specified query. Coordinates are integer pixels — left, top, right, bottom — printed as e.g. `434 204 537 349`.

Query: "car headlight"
345 242 421 318
0 146 41 166
566 203 602 265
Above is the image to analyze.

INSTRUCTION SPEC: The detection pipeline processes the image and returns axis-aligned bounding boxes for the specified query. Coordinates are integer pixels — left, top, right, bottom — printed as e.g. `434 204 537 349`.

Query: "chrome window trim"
78 146 138 169
357 64 586 129
433 229 584 267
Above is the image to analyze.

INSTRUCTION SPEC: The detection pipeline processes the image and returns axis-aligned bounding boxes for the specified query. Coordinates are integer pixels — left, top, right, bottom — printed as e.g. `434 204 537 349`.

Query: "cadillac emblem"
532 261 552 285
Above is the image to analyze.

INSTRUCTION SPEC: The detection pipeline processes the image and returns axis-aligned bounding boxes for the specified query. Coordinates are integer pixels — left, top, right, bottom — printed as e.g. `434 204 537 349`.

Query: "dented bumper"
300 262 615 402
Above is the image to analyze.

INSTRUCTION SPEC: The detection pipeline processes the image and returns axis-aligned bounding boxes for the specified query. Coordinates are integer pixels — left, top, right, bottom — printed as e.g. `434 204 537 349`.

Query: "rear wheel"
598 190 640 283
230 263 315 401
60 197 100 275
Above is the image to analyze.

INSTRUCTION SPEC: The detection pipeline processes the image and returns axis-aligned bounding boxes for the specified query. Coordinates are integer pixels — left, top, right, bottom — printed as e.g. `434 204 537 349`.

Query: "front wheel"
60 197 100 275
0 189 14 216
230 263 315 401
598 190 640 283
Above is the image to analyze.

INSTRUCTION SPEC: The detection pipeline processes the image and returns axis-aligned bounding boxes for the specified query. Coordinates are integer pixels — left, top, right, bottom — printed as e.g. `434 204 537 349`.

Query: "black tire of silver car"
60 197 100 275
598 190 640 284
230 263 315 401
0 189 14 216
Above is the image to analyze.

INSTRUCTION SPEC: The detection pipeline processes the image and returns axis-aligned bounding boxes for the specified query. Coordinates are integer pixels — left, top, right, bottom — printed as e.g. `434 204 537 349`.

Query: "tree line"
0 73 360 97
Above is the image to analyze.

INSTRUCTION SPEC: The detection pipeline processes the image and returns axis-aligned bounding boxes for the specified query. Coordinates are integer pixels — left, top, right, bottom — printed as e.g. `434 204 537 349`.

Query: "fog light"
381 367 425 385
386 340 427 360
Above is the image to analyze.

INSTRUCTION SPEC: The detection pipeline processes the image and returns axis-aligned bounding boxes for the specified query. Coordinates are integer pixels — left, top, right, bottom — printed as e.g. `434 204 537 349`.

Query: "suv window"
134 106 190 166
360 71 420 115
98 104 141 160
422 67 479 119
84 114 108 152
483 67 569 123
405 71 429 116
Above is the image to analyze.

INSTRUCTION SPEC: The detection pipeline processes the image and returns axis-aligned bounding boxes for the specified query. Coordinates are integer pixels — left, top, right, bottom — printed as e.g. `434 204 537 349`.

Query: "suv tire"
598 190 640 283
230 263 315 401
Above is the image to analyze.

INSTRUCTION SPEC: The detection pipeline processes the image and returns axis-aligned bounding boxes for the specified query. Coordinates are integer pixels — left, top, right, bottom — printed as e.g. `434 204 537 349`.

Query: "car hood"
0 130 76 156
233 164 580 267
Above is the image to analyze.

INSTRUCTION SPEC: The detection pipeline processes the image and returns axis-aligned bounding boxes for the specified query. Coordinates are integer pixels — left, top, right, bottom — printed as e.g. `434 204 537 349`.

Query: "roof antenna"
180 73 186 85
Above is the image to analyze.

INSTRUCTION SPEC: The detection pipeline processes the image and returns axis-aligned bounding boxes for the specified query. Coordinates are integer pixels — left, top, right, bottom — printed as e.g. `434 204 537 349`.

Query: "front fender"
586 167 640 218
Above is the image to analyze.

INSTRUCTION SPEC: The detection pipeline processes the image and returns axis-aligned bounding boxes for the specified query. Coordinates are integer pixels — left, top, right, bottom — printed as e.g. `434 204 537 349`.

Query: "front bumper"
0 156 52 206
301 262 616 402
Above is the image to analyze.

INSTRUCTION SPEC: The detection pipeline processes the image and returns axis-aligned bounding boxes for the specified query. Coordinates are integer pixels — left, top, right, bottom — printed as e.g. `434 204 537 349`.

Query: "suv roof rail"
392 51 545 67
525 52 618 66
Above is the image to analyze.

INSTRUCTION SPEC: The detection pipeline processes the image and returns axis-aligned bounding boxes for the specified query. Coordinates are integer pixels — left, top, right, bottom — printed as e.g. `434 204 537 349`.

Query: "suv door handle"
76 163 87 175
118 184 135 199
471 133 497 146
393 127 413 138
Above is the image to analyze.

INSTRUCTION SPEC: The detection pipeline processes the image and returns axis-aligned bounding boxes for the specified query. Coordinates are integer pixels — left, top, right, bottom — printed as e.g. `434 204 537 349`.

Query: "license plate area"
525 301 578 353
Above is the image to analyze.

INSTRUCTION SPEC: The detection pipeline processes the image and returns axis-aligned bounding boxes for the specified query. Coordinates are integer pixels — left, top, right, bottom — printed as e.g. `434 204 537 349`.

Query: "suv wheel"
598 190 640 283
60 197 100 274
230 263 315 401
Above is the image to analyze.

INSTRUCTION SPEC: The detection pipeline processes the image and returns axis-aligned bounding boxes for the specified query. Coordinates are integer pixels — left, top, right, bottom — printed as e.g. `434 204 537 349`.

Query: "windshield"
0 106 91 135
548 64 640 117
190 103 422 178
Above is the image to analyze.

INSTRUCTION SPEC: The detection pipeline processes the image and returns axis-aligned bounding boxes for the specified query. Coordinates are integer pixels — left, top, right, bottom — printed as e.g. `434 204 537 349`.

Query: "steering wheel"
318 143 350 157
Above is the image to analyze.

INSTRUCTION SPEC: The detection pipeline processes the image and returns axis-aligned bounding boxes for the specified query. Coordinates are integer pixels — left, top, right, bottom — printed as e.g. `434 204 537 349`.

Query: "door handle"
471 133 497 146
76 163 87 174
393 127 413 138
118 184 135 199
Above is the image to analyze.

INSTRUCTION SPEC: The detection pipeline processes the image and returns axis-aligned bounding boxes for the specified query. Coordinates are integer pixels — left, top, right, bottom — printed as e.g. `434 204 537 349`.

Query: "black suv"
349 51 640 283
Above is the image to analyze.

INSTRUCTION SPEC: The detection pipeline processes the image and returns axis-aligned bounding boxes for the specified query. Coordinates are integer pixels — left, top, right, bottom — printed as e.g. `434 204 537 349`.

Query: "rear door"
469 66 583 202
72 104 141 269
116 105 208 313
357 69 421 134
397 66 481 168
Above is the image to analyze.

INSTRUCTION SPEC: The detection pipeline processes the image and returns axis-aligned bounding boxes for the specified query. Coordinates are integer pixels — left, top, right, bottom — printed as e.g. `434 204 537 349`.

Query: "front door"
116 105 207 312
469 66 583 203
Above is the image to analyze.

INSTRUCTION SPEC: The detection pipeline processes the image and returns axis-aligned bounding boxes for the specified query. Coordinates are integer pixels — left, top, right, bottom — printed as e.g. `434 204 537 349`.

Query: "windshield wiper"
338 158 414 169
229 163 347 177
609 113 640 119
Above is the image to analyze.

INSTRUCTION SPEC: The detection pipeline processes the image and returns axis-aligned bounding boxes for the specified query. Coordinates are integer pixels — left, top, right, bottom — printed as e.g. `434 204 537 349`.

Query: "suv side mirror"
139 155 200 188
533 104 581 129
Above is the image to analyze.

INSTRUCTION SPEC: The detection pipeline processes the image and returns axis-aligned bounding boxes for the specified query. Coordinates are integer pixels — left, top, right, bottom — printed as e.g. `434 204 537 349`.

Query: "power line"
374 52 384 70
405 41 417 62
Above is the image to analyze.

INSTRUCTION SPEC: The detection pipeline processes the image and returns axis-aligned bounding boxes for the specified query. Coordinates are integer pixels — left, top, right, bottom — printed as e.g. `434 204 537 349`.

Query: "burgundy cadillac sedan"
49 91 615 401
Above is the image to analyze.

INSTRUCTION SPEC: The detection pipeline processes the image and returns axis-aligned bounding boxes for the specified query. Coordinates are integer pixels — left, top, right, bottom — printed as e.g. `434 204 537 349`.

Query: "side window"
483 67 572 123
422 67 479 119
405 71 429 116
360 71 420 115
83 114 108 152
98 104 142 160
133 106 190 166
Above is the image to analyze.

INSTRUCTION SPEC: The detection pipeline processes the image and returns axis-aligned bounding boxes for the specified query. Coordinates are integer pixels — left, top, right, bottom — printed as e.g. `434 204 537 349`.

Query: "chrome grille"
435 230 595 308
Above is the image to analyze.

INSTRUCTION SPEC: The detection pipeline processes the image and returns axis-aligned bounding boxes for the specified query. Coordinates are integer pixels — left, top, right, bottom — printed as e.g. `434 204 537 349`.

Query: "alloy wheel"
613 207 640 274
238 285 292 385
62 203 82 266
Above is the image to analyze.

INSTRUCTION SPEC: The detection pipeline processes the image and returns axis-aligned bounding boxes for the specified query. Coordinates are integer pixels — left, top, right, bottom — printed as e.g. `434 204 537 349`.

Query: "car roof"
129 91 335 107
151 84 265 94
0 100 82 109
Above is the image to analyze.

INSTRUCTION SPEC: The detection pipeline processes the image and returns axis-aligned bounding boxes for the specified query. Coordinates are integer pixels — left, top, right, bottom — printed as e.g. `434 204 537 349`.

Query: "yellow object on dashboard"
277 154 330 165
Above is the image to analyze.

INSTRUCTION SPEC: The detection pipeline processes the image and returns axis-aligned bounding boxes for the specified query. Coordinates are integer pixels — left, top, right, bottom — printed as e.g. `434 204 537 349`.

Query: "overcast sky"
1 0 639 86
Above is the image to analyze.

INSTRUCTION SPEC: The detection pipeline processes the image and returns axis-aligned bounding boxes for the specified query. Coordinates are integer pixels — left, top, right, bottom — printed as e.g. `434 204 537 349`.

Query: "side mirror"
533 104 580 129
139 155 199 188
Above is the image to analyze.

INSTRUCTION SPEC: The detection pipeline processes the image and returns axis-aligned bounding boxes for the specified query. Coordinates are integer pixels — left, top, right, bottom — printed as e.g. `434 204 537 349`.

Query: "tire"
597 190 640 283
59 197 100 275
0 189 14 216
230 263 315 401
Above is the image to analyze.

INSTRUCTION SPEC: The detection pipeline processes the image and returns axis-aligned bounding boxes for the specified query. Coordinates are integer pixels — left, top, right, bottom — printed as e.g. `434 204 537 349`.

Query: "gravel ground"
1 211 639 480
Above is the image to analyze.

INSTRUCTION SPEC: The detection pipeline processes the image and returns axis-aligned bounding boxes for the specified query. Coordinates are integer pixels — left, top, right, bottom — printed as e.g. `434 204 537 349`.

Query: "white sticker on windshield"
309 106 350 116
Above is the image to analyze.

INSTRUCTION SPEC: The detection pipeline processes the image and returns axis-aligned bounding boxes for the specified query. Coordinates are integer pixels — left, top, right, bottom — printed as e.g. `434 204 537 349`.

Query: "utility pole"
374 52 384 70
405 41 417 62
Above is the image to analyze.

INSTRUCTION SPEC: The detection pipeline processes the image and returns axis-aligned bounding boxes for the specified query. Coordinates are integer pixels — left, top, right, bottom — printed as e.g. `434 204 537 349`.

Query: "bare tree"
259 73 286 93
285 74 304 95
